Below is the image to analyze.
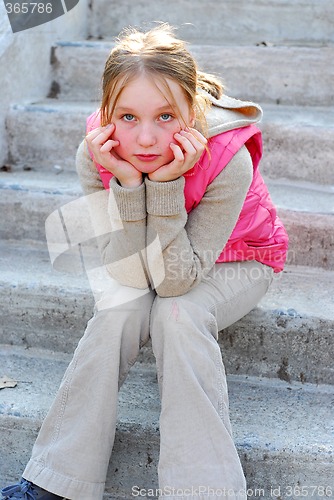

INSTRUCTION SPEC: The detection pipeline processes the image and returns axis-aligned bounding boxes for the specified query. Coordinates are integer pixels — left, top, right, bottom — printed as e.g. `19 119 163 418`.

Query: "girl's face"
111 74 195 174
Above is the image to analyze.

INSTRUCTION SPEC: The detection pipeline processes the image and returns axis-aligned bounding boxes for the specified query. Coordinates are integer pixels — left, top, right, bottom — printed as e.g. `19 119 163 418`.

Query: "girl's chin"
132 160 169 174
134 164 162 174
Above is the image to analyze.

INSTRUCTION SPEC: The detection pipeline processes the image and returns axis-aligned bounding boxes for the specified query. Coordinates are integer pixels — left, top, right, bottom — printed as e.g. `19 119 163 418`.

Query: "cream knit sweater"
75 95 262 297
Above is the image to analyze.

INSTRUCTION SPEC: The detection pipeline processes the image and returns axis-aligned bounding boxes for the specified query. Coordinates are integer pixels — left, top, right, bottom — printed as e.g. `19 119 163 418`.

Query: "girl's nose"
137 125 157 147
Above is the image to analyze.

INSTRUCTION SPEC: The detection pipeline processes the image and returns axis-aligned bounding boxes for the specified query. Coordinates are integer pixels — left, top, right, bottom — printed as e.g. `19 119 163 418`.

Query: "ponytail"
197 70 224 100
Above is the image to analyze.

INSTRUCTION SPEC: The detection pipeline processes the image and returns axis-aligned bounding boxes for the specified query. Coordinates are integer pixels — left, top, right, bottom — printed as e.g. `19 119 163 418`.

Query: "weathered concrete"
280 210 334 269
1 0 333 493
192 45 334 107
261 104 334 185
5 102 93 172
0 0 88 166
221 265 334 385
0 239 333 385
0 349 333 498
50 41 334 107
88 0 334 47
1 169 333 268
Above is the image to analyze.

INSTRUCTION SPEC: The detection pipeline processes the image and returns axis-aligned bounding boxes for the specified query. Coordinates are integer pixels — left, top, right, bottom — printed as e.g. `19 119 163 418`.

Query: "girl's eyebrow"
115 105 175 113
155 105 175 112
113 106 134 113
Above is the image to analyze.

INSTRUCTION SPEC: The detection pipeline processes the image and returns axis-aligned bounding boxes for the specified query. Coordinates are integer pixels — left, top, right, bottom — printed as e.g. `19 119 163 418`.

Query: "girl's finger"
86 124 115 144
174 132 197 156
170 142 185 164
177 129 207 154
100 139 120 153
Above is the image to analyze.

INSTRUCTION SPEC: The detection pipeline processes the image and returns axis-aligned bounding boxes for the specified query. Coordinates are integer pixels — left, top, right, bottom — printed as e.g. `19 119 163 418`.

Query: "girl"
2 23 288 500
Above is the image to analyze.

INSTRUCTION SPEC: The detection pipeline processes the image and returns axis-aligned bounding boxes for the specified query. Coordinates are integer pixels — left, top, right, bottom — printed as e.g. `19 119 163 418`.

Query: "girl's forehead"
115 73 186 107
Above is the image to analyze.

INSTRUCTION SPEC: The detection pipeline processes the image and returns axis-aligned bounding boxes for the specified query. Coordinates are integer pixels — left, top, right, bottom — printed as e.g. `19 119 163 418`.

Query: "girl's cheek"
169 127 181 145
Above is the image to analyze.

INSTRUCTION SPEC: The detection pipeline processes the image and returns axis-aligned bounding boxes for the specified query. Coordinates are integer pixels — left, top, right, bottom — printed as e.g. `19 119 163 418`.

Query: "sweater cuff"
145 177 185 216
109 177 146 221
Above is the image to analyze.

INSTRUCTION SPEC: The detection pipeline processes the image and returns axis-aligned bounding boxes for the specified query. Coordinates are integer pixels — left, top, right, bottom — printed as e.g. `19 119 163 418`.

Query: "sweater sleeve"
145 145 253 297
75 140 149 289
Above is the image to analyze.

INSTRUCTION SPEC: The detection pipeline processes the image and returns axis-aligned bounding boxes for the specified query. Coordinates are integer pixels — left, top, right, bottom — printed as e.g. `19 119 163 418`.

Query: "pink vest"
86 111 288 272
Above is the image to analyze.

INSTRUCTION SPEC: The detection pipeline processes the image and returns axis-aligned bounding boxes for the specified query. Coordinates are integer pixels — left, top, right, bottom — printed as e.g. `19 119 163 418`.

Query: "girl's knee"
150 294 217 342
151 295 193 328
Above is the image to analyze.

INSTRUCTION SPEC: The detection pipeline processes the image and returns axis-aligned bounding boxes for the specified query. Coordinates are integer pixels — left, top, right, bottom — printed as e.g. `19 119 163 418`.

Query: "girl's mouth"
135 154 160 162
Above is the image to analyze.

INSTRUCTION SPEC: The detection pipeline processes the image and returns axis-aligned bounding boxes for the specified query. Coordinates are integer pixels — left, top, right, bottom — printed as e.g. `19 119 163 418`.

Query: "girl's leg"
23 283 155 500
150 261 273 500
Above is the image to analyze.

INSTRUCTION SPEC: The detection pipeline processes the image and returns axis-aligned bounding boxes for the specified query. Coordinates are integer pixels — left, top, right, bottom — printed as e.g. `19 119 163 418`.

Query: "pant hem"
23 459 105 500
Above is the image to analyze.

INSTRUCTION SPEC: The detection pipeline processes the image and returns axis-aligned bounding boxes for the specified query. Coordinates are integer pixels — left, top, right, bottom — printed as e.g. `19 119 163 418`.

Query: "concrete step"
260 104 334 185
0 346 333 498
5 101 93 174
86 0 334 47
50 41 334 107
1 168 333 269
6 100 334 185
0 238 333 385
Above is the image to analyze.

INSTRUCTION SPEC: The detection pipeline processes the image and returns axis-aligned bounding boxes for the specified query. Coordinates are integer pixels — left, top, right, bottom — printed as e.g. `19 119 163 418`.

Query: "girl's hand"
148 128 207 183
86 124 143 188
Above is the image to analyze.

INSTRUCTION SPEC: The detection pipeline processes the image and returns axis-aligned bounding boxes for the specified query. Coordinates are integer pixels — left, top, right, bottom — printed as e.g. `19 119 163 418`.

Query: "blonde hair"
100 23 224 135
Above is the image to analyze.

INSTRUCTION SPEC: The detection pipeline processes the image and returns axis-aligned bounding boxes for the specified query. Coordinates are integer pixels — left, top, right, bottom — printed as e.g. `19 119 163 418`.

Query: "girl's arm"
145 145 253 297
75 140 150 289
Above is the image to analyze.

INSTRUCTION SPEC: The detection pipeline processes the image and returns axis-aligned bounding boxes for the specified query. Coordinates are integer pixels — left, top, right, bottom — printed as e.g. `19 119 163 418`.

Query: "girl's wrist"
118 177 143 189
148 172 180 183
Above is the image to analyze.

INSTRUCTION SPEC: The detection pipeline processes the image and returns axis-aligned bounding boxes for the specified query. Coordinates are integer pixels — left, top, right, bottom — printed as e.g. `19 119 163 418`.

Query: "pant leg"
23 282 155 500
150 261 273 500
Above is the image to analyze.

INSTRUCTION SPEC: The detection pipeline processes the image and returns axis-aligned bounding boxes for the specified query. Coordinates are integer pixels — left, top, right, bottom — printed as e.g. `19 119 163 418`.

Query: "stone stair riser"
1 187 332 269
6 106 88 172
51 44 334 107
1 419 333 500
1 281 333 385
221 310 334 386
6 106 334 185
0 283 92 354
188 46 334 107
282 211 334 270
87 0 334 46
0 189 76 241
260 122 334 186
0 420 160 499
1 361 333 500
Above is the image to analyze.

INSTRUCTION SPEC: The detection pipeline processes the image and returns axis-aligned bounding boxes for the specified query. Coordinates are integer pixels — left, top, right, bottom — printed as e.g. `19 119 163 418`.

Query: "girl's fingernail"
106 123 113 129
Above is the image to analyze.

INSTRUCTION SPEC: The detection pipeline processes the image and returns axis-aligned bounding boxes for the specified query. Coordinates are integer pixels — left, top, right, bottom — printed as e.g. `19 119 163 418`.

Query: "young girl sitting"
2 23 288 500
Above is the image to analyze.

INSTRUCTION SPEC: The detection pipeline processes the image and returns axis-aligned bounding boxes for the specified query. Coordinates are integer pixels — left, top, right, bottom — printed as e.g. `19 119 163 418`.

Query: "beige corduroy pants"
23 261 273 500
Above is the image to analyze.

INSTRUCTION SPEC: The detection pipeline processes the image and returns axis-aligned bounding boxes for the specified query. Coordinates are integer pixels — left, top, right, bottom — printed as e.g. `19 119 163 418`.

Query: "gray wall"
0 1 88 166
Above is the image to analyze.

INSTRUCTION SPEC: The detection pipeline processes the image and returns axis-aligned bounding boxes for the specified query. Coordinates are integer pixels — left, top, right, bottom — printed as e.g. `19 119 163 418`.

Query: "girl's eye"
160 113 173 122
123 114 135 122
